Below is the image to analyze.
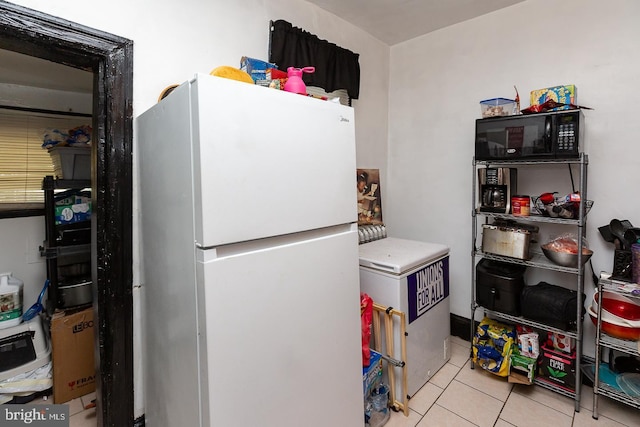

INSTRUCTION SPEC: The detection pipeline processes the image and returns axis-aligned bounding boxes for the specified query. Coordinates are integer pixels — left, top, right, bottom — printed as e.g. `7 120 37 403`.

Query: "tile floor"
384 335 640 427
31 390 96 427
27 336 640 426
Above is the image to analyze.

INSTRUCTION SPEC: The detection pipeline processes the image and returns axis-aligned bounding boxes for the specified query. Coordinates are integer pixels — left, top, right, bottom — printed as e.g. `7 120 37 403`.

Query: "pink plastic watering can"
284 66 315 95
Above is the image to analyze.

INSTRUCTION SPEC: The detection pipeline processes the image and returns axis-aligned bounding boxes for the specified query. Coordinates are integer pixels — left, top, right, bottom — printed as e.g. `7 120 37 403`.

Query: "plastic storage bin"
617 373 640 398
480 98 516 118
48 146 91 180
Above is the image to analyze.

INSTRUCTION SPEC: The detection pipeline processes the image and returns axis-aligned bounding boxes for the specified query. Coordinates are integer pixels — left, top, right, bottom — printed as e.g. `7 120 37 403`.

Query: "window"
269 20 361 101
0 107 91 213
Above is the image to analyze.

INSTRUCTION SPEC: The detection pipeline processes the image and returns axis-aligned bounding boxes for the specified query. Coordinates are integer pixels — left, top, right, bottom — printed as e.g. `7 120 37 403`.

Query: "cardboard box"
240 56 278 83
363 350 383 400
538 345 576 392
508 353 536 385
51 307 96 403
530 84 576 111
549 332 576 354
267 68 287 80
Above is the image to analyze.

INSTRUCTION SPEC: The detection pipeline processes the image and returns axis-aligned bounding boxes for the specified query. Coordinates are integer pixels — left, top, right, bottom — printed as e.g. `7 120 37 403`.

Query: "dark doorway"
0 2 134 426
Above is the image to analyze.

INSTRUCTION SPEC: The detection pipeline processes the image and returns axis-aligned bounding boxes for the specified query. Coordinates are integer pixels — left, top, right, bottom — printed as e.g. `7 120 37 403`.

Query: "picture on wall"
357 168 383 225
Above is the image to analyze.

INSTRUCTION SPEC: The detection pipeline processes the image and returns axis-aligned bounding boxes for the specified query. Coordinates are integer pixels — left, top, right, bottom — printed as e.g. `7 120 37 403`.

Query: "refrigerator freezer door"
358 237 449 274
195 226 363 427
190 74 357 248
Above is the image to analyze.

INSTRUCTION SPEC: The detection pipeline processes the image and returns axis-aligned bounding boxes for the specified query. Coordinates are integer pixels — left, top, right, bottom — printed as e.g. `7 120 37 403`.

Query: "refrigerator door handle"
197 223 357 260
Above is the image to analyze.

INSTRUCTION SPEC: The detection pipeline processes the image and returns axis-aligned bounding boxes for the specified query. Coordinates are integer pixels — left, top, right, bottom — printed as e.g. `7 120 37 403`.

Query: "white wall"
9 0 389 418
0 217 47 309
387 0 640 357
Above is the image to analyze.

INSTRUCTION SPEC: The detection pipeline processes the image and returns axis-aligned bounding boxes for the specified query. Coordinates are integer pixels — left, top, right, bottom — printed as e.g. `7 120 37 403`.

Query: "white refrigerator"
137 74 363 427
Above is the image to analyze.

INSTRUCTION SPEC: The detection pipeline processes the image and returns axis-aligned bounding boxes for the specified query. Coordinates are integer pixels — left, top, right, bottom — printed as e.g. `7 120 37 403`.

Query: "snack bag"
473 317 516 377
41 129 68 148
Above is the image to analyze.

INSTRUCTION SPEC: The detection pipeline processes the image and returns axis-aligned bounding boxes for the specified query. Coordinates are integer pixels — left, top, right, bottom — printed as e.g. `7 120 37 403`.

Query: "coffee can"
511 195 530 216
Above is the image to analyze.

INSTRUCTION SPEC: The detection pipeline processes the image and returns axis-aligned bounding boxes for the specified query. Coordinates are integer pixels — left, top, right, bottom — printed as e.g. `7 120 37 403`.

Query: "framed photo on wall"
357 168 383 226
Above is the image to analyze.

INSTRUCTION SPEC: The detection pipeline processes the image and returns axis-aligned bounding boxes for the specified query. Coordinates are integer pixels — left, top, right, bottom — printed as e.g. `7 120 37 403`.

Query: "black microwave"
475 110 583 161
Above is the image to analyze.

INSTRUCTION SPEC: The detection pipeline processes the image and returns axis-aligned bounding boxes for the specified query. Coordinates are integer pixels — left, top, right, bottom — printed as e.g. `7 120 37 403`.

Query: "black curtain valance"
269 19 360 99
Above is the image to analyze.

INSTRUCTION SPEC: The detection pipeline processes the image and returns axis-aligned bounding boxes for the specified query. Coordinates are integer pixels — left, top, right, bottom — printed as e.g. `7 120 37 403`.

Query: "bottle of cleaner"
0 272 24 329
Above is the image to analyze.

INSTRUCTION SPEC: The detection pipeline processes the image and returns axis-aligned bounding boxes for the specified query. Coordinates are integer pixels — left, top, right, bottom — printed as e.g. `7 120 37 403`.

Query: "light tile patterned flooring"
31 391 96 426
29 336 640 426
385 335 640 427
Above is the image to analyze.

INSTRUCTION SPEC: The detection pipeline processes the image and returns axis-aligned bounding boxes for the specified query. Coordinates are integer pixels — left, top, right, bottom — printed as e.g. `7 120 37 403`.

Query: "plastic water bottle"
366 383 390 427
370 383 388 411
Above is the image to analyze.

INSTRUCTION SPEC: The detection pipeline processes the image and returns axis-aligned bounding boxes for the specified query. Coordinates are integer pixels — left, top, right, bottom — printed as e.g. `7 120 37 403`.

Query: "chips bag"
473 317 516 377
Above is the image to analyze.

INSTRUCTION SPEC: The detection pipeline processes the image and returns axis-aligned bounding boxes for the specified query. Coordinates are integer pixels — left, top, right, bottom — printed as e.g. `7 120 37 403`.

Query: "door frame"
0 2 134 426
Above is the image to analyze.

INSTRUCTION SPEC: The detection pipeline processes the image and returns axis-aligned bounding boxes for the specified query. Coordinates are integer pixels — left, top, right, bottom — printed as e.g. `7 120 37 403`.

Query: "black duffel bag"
520 281 586 330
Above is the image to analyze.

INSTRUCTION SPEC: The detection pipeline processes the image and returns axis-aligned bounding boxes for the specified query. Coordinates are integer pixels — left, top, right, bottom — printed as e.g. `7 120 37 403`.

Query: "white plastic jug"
0 272 24 329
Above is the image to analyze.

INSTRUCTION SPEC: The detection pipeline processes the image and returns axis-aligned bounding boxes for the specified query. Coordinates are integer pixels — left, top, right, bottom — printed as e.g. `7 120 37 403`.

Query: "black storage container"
475 259 526 315
520 281 585 330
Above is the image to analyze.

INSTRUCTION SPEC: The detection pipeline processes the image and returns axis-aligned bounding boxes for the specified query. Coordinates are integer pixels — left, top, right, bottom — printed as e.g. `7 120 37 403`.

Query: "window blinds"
0 109 91 207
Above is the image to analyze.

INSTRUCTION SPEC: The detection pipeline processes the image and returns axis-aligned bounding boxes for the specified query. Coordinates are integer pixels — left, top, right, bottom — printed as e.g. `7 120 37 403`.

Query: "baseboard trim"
450 313 474 342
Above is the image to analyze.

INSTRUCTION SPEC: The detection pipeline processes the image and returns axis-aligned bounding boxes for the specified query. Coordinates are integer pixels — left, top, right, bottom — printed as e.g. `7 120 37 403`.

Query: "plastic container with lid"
0 272 24 329
480 98 517 118
617 373 640 398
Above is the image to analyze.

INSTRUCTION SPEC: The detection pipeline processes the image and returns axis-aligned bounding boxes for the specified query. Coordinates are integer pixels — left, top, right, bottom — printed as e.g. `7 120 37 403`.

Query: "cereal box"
530 85 576 111
240 56 278 83
363 350 383 400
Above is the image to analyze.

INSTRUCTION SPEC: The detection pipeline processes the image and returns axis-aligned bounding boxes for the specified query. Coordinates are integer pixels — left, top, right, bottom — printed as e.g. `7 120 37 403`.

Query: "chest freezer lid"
358 237 449 274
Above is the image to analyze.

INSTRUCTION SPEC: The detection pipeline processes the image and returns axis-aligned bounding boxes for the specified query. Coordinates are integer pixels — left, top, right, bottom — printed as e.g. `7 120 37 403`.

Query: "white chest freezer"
359 237 451 400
